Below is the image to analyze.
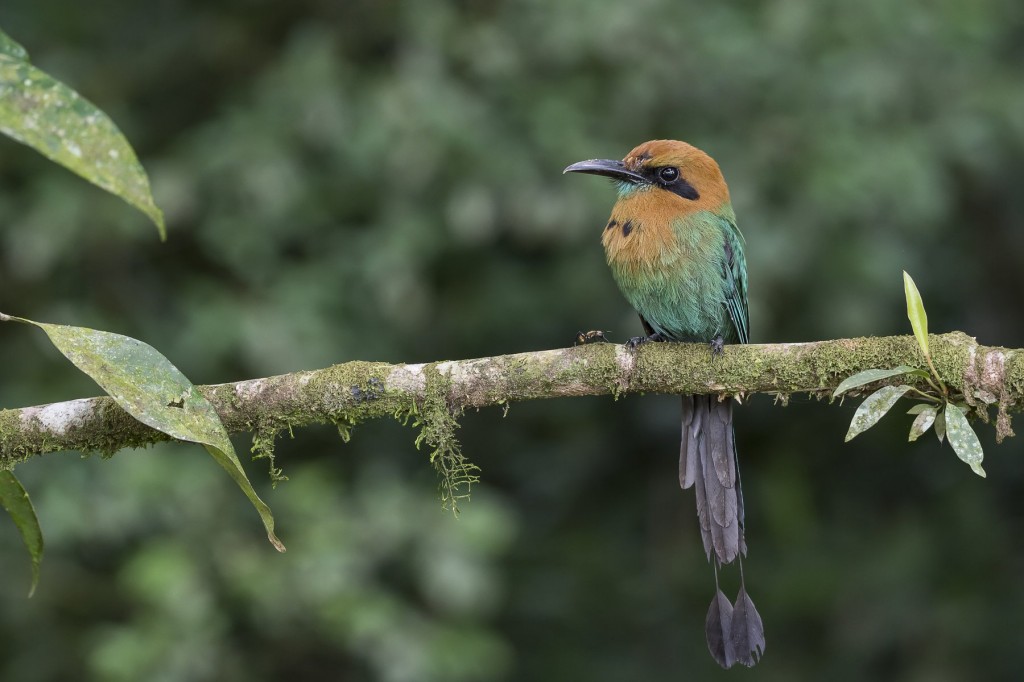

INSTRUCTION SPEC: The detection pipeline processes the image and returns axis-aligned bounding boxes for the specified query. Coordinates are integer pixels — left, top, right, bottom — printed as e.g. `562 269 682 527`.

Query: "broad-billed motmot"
565 140 765 668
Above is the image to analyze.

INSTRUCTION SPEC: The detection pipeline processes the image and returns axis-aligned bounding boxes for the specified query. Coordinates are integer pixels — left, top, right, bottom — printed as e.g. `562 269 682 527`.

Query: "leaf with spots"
0 28 28 60
0 33 164 239
0 313 284 551
0 471 43 597
908 405 937 441
944 403 986 478
844 385 913 442
833 366 927 398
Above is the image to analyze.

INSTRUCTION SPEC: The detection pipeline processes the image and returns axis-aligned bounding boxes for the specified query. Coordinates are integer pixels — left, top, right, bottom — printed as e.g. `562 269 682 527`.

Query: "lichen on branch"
1 333 1020 469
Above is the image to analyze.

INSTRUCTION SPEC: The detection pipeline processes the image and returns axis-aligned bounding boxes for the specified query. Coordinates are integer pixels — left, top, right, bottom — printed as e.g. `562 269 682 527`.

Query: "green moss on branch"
1 333 1019 468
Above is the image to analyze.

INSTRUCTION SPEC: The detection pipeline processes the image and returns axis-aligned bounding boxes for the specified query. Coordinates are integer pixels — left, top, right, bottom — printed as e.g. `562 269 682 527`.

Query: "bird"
564 140 764 668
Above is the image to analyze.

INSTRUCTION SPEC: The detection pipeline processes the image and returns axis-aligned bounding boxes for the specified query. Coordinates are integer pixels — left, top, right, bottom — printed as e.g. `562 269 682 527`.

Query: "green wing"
720 217 749 344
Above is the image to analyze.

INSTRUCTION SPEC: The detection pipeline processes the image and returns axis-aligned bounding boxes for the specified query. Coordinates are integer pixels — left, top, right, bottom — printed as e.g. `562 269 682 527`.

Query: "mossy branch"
1 332 1020 465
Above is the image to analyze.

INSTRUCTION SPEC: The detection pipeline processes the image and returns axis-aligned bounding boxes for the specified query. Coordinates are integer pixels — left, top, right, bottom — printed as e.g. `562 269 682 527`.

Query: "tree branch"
1 332 1020 463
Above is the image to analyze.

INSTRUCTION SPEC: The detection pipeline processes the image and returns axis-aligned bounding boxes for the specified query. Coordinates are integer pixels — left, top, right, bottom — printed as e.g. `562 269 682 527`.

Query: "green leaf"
934 407 946 443
944 403 986 478
0 471 43 597
0 29 28 60
0 313 284 551
903 271 929 358
907 403 933 415
0 43 165 239
833 366 926 398
845 385 914 442
908 405 937 441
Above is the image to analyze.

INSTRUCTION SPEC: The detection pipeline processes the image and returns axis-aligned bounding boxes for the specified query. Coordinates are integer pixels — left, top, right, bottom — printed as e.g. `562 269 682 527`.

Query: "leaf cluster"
835 273 986 477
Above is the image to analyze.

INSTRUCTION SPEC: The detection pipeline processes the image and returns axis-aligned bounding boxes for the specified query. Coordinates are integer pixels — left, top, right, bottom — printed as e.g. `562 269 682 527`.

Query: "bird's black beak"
563 159 646 185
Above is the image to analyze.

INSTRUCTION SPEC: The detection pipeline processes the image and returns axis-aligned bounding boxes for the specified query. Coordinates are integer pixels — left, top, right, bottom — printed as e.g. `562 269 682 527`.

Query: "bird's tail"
680 395 765 668
680 395 744 563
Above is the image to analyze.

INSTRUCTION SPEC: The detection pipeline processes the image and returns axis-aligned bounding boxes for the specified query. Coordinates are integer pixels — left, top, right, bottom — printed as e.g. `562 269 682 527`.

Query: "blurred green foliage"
1 0 1023 679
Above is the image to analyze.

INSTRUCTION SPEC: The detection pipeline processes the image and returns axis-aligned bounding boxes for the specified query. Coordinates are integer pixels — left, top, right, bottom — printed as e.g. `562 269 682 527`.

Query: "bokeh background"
2 1 1023 680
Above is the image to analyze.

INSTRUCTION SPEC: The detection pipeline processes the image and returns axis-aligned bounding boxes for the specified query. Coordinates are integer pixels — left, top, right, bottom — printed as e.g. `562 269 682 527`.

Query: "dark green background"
1 1 1023 680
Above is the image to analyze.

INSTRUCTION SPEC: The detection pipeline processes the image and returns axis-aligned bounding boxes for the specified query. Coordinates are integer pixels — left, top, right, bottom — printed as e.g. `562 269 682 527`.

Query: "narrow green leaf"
903 271 929 358
0 29 28 60
845 385 914 441
833 366 926 398
0 46 165 239
0 471 43 597
934 407 946 443
907 404 932 415
0 314 284 551
908 406 937 442
944 403 986 478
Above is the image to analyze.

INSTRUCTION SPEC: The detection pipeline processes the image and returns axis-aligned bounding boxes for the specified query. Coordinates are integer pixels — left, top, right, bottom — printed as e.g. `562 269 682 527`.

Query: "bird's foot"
709 335 725 357
626 332 666 349
575 330 611 346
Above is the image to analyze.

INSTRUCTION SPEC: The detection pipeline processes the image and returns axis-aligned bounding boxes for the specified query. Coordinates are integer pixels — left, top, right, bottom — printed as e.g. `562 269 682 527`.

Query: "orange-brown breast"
602 191 683 274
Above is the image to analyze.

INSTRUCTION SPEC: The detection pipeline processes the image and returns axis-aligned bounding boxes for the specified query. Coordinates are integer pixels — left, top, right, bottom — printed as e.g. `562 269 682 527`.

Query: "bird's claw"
709 335 725 357
626 332 666 349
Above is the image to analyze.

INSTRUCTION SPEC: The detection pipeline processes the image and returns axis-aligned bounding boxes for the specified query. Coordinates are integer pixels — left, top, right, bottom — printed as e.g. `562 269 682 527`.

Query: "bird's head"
564 139 730 211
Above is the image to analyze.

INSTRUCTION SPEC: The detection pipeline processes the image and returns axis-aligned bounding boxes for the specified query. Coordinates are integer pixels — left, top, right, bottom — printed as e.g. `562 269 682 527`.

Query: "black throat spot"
606 219 618 231
622 220 634 237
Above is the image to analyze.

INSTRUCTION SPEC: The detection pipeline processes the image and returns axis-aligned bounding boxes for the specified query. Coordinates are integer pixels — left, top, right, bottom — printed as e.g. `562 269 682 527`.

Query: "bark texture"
1 332 1019 464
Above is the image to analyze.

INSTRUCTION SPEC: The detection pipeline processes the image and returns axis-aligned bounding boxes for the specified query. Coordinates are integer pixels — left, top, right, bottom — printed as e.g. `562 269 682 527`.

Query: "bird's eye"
659 167 679 182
